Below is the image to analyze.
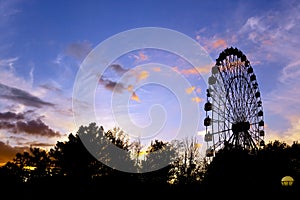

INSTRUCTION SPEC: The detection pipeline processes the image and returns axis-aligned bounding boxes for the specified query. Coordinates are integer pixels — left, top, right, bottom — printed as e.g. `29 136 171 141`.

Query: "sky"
0 0 300 165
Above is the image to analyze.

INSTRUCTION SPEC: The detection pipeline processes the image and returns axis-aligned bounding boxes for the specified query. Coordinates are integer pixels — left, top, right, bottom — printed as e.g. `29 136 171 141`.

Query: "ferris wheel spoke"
209 91 236 122
212 106 235 123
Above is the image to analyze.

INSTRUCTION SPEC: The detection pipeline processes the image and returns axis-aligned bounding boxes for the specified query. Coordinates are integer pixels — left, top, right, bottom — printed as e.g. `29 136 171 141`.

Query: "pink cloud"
212 39 227 49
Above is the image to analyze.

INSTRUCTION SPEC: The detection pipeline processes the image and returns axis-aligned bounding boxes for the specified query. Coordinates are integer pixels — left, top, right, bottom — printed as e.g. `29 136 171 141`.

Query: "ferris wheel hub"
231 122 250 133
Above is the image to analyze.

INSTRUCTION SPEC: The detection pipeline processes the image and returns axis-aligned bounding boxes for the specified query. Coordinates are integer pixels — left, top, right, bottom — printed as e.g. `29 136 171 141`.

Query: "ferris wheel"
204 47 265 157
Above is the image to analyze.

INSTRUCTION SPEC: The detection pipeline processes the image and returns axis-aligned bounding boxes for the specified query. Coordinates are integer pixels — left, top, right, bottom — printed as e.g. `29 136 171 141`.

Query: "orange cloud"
138 70 149 81
172 65 211 76
192 96 202 103
131 92 140 102
0 141 28 166
264 115 300 145
127 85 134 92
133 51 148 62
186 86 196 94
152 67 161 72
139 52 148 61
212 39 227 49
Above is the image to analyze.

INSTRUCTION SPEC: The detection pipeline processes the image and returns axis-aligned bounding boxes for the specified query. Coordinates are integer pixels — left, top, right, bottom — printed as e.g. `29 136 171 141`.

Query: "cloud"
192 96 202 103
279 60 300 84
186 86 196 94
99 64 149 102
0 0 21 19
0 111 24 120
131 51 149 62
265 115 300 145
65 40 93 61
0 111 61 138
23 141 55 148
172 65 211 75
109 64 128 75
15 119 60 137
195 34 231 55
152 67 161 72
212 39 227 49
0 83 55 108
39 82 62 93
137 70 149 81
0 57 18 69
0 141 28 166
194 1 300 145
99 77 127 93
131 91 140 102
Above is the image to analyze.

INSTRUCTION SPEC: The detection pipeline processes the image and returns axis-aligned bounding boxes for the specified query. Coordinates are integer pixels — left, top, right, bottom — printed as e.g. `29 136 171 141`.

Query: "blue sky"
0 0 300 164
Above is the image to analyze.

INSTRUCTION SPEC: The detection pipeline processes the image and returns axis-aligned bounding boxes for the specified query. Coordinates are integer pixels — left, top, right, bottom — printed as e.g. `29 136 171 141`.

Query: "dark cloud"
109 64 128 75
0 83 54 108
65 40 93 61
0 111 61 138
98 64 130 93
16 119 60 137
99 77 127 93
24 142 55 147
0 111 24 120
0 121 15 129
0 141 28 166
39 83 62 93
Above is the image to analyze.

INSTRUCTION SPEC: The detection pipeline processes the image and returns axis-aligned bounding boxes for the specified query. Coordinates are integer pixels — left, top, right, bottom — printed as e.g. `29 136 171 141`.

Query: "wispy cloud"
172 64 211 76
0 63 73 142
265 115 300 144
0 0 21 18
195 1 300 143
212 39 227 49
39 82 62 93
0 57 18 69
279 60 300 84
130 51 149 63
65 40 93 62
0 83 55 108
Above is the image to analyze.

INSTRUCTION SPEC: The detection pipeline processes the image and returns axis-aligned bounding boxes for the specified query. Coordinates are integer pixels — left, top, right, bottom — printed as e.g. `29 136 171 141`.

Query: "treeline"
0 122 299 198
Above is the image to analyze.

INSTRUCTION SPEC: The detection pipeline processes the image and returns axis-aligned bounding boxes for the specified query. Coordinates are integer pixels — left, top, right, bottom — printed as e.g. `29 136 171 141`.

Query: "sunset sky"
0 0 300 165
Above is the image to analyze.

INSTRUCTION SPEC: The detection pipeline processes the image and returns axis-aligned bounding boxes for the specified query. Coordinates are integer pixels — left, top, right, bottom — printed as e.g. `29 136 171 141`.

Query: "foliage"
0 123 299 197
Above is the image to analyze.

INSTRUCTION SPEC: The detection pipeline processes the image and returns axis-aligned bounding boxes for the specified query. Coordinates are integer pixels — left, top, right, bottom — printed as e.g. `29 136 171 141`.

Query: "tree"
49 132 102 181
139 140 176 187
169 137 207 185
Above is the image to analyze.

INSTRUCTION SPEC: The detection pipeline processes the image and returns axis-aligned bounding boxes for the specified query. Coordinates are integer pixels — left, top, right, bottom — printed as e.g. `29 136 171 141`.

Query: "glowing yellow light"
24 166 36 171
281 176 294 187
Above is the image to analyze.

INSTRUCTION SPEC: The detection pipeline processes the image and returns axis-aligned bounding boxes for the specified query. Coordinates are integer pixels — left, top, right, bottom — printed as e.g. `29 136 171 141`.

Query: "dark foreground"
1 177 298 199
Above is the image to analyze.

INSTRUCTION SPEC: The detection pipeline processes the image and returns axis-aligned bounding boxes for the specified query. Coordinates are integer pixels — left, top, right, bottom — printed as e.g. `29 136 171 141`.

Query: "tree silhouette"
138 140 175 190
169 137 207 186
49 133 101 181
201 140 300 197
0 122 299 197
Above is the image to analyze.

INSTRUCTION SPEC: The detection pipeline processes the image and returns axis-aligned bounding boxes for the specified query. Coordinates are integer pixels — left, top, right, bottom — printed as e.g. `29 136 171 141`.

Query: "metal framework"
204 47 265 157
